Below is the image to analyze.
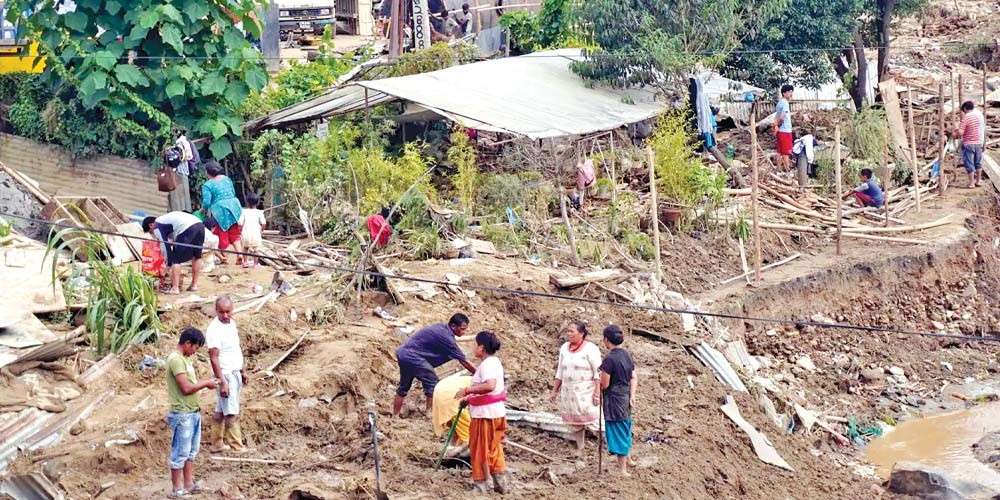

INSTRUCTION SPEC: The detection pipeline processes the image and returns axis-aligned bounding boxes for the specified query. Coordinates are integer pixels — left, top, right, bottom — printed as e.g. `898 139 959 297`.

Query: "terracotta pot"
659 204 685 226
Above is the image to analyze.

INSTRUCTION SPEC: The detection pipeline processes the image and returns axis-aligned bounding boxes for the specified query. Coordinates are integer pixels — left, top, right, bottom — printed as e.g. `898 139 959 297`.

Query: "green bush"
482 223 528 252
45 230 160 356
477 172 555 222
0 72 162 161
649 111 726 208
845 107 888 165
622 230 654 261
447 127 478 213
814 153 864 196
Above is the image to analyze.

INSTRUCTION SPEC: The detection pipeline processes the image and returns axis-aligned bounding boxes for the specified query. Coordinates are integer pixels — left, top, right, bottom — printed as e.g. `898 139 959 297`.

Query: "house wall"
0 133 169 216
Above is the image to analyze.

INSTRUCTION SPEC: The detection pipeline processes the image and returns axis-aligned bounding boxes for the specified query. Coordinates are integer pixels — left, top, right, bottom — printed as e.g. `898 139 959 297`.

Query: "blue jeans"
167 411 202 469
963 144 984 173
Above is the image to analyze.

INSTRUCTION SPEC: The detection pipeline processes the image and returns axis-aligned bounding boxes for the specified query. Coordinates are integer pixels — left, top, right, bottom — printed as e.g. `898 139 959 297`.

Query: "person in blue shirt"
842 168 885 208
393 313 477 416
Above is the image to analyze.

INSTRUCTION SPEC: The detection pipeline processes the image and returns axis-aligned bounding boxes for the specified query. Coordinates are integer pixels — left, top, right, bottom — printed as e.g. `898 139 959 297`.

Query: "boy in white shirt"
238 193 266 268
205 296 248 452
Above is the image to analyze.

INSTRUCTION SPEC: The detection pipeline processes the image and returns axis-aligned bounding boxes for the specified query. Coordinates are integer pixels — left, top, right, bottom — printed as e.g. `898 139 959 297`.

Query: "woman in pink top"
456 331 508 494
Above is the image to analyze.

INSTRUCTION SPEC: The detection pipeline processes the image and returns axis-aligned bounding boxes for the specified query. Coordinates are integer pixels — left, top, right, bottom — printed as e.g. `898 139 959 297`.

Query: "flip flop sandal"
167 490 188 498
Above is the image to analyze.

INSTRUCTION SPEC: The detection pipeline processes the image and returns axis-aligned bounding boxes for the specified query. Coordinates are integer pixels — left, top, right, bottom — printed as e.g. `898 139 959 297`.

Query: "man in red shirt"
955 101 985 188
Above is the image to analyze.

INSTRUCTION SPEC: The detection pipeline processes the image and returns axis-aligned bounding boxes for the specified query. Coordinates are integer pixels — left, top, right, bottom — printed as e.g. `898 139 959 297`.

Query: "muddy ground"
7 178 999 499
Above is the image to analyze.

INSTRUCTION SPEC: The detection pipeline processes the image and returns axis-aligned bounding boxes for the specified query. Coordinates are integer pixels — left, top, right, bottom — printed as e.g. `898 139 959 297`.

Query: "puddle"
866 403 1000 490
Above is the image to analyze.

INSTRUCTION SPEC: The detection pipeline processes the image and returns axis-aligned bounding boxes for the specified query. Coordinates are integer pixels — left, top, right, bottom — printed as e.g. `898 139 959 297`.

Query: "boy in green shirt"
166 327 218 498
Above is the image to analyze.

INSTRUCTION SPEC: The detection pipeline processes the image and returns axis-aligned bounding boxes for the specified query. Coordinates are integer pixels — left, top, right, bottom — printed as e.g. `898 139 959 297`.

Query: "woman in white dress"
550 321 602 459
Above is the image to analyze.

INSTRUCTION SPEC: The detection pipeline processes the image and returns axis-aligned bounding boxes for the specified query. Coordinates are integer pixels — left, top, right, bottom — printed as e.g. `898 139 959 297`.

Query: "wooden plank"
878 79 914 167
983 152 1000 193
549 269 628 289
0 235 66 314
0 314 58 349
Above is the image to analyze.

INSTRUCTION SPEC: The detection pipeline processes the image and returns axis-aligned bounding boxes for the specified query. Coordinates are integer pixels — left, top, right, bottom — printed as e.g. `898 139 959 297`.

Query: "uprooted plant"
45 228 160 356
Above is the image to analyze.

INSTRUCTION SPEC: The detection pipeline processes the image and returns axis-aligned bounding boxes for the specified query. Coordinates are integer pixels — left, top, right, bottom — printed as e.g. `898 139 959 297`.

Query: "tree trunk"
851 30 868 109
830 29 867 111
877 0 897 83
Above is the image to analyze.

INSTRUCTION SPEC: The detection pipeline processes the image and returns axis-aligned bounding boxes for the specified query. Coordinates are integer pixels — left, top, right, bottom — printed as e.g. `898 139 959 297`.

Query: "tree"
572 0 784 90
723 0 863 91
875 0 926 83
7 0 270 158
726 0 927 110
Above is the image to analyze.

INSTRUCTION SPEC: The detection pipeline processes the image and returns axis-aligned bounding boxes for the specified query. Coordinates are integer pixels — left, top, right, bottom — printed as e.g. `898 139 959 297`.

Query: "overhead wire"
3 210 998 344
40 40 994 62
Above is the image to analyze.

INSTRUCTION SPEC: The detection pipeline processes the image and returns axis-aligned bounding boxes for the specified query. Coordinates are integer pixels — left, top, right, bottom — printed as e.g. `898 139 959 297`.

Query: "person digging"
205 295 249 453
393 313 476 416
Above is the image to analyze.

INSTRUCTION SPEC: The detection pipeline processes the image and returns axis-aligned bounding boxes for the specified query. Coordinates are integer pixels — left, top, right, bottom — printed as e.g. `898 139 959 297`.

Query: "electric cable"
3 210 997 344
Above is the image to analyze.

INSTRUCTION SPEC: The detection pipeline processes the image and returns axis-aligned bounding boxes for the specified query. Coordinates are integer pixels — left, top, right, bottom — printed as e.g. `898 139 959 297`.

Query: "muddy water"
866 403 1000 489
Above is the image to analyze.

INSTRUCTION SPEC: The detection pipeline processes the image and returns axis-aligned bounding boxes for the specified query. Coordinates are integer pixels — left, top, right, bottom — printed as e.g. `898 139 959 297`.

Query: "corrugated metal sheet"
252 49 665 137
0 133 168 216
0 473 64 500
688 341 748 392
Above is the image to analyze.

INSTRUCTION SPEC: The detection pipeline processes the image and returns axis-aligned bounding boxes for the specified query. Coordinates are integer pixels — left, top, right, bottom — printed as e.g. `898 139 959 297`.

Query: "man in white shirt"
205 295 248 452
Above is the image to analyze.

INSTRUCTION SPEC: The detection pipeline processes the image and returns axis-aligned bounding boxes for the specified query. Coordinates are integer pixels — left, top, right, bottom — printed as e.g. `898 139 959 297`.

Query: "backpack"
164 146 182 169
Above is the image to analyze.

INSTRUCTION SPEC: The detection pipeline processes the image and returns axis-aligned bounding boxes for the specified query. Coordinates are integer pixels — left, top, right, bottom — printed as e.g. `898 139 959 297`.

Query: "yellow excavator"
0 3 42 73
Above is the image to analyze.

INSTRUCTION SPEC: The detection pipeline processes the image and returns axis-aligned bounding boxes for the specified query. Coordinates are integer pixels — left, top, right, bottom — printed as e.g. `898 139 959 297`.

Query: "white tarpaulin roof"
250 49 666 139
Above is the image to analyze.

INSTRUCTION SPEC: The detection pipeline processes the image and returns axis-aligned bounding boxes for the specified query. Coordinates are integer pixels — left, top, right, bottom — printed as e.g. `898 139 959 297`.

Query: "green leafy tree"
7 0 270 158
572 0 784 89
725 0 927 110
723 0 863 91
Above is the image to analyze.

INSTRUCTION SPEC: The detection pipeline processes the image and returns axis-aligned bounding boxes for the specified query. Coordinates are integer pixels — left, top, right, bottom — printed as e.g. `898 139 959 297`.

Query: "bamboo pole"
749 104 762 282
646 145 662 280
609 133 617 203
881 127 890 227
986 69 991 139
938 82 947 195
958 74 964 118
907 88 921 212
834 126 843 256
558 145 581 267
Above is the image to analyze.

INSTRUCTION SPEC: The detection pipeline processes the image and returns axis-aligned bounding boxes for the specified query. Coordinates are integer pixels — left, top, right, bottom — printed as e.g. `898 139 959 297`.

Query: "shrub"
45 230 160 356
482 223 528 252
447 126 478 213
648 111 726 209
0 72 162 161
814 152 864 196
845 107 888 165
622 230 654 261
477 172 554 223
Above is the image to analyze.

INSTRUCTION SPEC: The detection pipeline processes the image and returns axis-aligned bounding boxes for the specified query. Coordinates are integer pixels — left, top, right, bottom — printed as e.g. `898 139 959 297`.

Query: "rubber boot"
224 419 247 452
211 419 229 453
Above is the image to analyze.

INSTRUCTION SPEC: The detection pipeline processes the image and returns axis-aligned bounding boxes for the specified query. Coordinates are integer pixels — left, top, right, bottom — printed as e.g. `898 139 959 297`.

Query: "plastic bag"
141 240 165 276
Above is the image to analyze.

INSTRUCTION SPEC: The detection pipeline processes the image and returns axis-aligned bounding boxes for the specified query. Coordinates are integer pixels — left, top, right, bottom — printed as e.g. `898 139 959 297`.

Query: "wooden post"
474 0 483 33
558 146 581 267
938 82 946 195
986 69 991 137
646 145 663 280
957 74 965 136
880 127 890 227
609 132 617 203
834 126 843 256
985 69 990 112
749 104 762 282
907 88 920 212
